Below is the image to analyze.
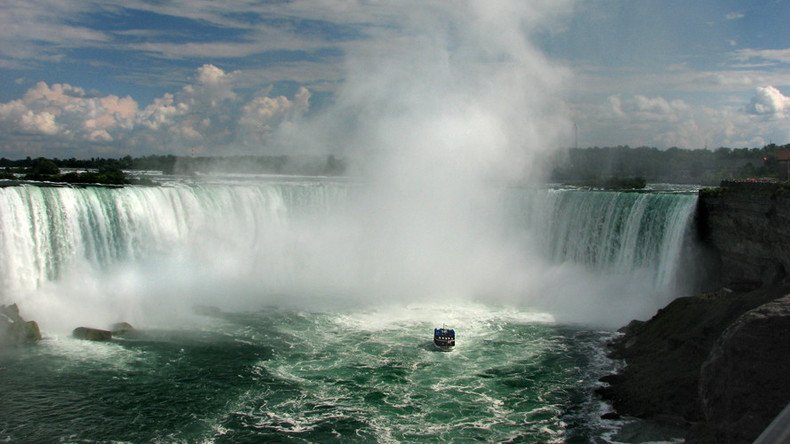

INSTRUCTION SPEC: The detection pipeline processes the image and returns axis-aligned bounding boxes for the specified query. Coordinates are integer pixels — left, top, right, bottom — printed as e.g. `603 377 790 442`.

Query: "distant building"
778 149 790 180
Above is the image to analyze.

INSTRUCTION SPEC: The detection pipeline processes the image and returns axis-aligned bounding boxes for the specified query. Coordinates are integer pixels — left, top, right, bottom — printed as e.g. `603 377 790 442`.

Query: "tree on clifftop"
26 158 60 179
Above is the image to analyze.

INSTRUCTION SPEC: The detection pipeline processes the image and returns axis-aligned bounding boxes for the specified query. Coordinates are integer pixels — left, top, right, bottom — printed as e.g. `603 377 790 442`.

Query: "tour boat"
433 327 455 349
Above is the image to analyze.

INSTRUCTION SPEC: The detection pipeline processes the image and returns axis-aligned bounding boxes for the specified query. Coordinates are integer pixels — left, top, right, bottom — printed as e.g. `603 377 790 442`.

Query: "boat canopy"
434 328 455 338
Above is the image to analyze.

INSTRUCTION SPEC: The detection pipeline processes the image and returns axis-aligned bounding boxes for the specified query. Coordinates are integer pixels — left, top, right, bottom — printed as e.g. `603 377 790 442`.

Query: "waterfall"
510 189 698 291
0 183 346 297
0 182 699 326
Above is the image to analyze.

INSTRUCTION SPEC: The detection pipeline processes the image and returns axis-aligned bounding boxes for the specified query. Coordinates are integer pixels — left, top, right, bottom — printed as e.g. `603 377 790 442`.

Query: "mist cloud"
8 1 718 330
259 0 578 310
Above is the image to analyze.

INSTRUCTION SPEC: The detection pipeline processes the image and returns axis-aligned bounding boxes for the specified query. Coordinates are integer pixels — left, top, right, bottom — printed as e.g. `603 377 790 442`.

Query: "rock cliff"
600 181 790 443
697 181 790 288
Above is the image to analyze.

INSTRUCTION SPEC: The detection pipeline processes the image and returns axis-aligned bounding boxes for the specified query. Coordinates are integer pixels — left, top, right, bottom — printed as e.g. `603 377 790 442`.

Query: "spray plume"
284 0 574 300
6 2 698 331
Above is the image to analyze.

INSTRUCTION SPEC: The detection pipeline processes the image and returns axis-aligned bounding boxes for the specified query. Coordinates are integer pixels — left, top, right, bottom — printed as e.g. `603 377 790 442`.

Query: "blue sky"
0 0 788 159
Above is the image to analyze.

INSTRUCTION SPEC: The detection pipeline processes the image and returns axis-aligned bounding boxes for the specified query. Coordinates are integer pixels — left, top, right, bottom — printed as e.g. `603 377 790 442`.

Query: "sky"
0 0 788 159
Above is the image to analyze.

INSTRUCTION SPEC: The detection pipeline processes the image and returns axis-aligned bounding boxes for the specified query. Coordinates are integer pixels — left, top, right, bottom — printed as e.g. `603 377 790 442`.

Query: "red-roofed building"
778 149 790 180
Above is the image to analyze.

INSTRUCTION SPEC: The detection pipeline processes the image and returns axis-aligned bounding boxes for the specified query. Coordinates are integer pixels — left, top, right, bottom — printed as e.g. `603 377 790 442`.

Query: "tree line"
0 154 347 185
2 144 788 187
550 144 790 185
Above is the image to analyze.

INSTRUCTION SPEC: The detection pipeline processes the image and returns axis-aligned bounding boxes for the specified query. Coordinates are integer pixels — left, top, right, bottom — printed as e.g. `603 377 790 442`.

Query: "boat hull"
433 338 455 348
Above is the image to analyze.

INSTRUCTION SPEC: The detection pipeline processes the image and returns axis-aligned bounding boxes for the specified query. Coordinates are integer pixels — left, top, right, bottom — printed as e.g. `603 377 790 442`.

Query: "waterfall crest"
0 183 345 295
512 189 698 292
0 183 698 326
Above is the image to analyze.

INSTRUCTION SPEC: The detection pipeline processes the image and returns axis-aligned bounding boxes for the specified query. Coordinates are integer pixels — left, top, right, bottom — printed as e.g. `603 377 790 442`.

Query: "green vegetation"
0 154 176 176
551 143 790 185
568 176 647 190
0 153 347 183
699 187 723 198
0 157 131 185
58 165 129 185
4 144 789 188
604 176 647 190
167 155 346 176
28 158 60 177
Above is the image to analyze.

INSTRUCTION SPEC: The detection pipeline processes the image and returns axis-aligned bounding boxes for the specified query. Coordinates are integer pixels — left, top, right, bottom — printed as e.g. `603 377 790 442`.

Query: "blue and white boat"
433 327 455 349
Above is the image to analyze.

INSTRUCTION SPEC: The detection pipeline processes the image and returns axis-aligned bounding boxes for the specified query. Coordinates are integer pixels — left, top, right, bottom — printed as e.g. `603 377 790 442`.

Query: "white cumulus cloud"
0 64 311 156
19 110 59 135
606 94 689 124
180 64 238 108
746 86 790 119
240 87 310 136
585 92 786 149
0 81 138 140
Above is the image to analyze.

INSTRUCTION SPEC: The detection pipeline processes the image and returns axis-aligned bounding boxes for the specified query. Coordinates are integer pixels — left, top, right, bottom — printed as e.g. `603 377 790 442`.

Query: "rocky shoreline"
1 303 135 347
599 181 790 443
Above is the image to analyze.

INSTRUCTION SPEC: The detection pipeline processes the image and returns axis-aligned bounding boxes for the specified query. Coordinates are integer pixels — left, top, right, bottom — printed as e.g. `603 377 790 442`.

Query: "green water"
0 303 618 442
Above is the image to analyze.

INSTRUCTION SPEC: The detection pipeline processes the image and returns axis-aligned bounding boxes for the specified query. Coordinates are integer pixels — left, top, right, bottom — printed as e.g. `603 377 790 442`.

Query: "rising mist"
6 1 702 331
277 1 575 302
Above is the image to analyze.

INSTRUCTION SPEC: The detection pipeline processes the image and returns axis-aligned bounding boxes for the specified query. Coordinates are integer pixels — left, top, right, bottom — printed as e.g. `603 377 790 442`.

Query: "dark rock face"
1 303 42 346
699 295 790 443
698 182 790 288
600 182 790 442
72 327 112 341
597 287 783 425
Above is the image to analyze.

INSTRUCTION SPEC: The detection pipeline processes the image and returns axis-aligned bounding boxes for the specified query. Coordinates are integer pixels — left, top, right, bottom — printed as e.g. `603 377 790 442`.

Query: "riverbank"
599 181 790 442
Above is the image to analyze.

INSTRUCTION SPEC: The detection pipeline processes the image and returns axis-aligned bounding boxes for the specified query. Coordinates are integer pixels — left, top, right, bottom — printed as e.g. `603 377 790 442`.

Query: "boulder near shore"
0 303 42 347
72 326 113 341
73 322 135 341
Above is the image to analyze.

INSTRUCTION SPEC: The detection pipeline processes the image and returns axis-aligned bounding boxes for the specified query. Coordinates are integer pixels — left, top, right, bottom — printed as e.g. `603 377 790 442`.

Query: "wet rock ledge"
599 181 790 443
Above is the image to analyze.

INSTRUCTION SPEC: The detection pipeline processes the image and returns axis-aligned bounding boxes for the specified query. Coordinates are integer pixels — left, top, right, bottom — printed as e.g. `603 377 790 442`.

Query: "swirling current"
1 304 621 442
